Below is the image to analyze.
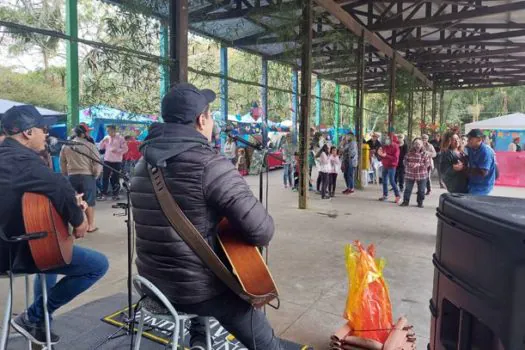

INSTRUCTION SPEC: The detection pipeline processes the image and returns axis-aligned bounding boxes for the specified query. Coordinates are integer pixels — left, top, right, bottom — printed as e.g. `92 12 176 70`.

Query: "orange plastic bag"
344 241 393 343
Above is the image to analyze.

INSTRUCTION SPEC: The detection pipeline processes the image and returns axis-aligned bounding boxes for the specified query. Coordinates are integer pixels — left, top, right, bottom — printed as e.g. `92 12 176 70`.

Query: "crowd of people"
281 127 497 207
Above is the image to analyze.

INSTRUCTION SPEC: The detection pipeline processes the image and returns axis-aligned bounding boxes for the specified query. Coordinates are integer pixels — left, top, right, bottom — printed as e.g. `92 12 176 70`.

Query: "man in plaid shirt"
400 138 432 208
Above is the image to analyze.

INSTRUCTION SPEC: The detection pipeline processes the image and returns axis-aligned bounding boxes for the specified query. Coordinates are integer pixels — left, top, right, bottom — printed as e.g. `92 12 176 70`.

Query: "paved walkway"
1 171 523 349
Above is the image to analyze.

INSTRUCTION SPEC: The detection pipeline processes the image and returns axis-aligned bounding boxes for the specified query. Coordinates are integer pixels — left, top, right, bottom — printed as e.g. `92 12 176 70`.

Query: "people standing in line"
281 134 294 189
98 125 128 200
224 136 237 164
342 133 358 194
439 131 468 194
328 146 340 198
430 134 445 189
421 134 437 195
455 129 496 196
317 144 331 199
123 135 141 178
508 137 522 152
377 133 401 203
400 138 431 208
60 125 103 232
395 134 408 192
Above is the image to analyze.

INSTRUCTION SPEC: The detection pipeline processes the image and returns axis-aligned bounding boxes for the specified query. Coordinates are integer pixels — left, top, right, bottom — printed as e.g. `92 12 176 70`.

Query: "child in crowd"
328 146 340 197
317 144 331 199
292 152 300 191
236 148 248 176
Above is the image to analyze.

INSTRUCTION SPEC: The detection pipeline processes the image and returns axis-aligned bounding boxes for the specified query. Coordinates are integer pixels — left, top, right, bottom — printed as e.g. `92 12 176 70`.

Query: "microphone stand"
228 134 286 314
64 145 135 349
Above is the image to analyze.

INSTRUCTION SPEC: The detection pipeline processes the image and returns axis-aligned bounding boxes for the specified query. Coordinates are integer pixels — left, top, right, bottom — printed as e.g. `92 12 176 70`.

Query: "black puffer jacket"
131 123 274 305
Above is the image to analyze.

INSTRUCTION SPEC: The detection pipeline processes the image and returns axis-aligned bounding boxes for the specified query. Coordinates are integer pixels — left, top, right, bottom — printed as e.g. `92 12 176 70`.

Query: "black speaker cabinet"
430 193 525 350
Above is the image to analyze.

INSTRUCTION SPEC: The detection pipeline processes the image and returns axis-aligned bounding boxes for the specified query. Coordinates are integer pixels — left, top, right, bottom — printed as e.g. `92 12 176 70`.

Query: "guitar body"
217 218 278 304
22 192 73 271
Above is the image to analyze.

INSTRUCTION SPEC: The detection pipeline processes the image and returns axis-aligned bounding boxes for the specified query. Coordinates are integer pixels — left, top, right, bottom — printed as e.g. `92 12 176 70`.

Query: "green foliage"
1 0 64 70
0 67 67 111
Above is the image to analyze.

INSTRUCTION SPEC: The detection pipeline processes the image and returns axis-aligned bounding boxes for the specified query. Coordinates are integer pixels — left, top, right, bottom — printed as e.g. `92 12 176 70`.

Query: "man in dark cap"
0 105 108 345
131 84 295 349
454 128 496 195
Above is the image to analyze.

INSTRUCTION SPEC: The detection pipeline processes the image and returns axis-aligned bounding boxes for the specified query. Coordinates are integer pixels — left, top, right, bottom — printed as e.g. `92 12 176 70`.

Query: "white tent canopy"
465 113 525 133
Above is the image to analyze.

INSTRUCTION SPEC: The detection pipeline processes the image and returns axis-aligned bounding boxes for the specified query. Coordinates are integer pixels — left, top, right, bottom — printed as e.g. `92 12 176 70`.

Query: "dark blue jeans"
382 167 400 197
176 290 284 350
403 179 427 204
28 246 109 323
345 166 355 190
283 163 293 187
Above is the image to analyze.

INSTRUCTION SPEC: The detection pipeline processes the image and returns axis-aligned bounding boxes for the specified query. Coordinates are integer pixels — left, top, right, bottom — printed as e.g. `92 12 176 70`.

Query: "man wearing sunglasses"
0 105 109 346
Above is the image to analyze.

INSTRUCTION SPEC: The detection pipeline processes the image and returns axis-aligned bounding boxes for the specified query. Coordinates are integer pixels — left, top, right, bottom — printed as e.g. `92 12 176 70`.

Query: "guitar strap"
147 166 270 306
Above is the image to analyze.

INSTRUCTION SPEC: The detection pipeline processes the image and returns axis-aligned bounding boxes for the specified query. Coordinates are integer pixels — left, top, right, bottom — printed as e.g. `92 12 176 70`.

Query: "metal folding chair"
132 275 218 350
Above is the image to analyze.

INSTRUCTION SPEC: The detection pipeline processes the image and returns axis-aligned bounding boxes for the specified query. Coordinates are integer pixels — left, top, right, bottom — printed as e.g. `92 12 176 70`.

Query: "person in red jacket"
123 135 141 177
377 133 401 203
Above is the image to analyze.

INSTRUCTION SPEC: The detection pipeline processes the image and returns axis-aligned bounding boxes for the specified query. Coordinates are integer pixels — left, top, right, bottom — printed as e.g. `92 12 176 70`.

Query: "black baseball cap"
1 105 56 135
162 83 216 124
467 128 484 139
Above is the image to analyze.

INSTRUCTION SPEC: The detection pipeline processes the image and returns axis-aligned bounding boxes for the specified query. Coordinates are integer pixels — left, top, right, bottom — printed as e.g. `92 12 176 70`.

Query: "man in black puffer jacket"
131 83 288 350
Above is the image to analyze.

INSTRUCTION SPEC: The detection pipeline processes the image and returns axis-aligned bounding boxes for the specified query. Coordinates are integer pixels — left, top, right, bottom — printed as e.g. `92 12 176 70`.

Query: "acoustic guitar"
217 218 279 307
22 192 73 271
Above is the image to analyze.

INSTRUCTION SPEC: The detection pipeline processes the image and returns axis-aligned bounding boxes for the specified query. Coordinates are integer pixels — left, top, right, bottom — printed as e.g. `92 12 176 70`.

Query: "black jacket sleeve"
203 156 274 246
17 161 84 228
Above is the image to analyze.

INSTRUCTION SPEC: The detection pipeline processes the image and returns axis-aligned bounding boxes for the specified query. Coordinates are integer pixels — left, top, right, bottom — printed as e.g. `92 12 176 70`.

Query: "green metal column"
315 79 321 126
334 83 340 145
160 22 170 100
66 0 79 130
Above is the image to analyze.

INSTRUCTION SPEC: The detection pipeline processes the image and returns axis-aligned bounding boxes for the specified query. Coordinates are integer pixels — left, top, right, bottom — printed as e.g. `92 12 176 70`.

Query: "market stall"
465 113 525 187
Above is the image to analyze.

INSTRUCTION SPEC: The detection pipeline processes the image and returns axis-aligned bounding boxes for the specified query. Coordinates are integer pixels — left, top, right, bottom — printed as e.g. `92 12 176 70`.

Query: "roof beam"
442 22 525 29
314 0 433 87
396 28 525 49
190 1 298 22
414 47 525 63
368 1 525 31
423 59 525 73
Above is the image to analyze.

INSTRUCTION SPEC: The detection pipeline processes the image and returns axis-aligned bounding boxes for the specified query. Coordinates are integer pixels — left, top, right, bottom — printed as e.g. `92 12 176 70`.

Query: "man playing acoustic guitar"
0 105 109 345
131 84 301 350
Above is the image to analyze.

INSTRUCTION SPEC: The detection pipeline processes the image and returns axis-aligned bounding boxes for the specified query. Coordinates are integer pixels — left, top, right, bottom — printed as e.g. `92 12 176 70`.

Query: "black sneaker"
11 312 60 345
400 202 409 207
418 202 424 208
112 195 121 201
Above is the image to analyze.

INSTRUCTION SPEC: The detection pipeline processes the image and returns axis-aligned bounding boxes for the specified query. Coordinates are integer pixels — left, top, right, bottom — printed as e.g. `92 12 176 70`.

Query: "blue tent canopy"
0 99 67 119
80 105 156 141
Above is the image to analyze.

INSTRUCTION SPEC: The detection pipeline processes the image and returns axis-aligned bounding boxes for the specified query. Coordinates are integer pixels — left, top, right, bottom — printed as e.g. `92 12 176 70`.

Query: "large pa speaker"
430 193 525 350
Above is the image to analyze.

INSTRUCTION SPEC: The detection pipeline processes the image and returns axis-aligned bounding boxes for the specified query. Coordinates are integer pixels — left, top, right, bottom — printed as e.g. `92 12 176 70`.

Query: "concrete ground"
1 170 524 349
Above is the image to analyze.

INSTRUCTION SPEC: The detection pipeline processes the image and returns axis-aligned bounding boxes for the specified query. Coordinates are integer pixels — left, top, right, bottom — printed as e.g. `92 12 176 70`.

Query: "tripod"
65 145 135 349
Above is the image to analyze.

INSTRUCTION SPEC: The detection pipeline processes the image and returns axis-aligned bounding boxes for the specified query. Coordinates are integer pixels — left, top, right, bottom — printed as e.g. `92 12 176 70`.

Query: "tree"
0 66 67 111
1 0 64 72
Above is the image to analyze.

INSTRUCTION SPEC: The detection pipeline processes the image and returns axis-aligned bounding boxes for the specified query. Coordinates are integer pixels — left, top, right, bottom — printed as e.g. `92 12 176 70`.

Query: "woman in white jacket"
317 144 331 199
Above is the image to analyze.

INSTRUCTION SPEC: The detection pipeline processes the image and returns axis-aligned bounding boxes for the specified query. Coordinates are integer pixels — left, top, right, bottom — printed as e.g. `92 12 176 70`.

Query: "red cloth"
380 134 400 169
123 139 141 161
495 151 525 187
